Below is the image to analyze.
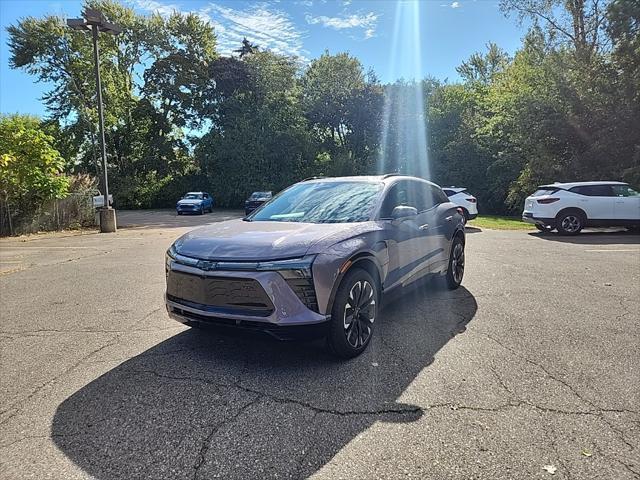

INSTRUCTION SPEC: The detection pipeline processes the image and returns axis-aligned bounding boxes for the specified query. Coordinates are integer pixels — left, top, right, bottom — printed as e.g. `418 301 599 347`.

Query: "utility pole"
67 8 121 233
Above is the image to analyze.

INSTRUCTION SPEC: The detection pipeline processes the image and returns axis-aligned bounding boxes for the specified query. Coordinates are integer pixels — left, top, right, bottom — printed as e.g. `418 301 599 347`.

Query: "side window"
612 185 639 197
442 189 454 197
414 182 448 212
203 193 209 199
380 181 411 218
570 185 614 197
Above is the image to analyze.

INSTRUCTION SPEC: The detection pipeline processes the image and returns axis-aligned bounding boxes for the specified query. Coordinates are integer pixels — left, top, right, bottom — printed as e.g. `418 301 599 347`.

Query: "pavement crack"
0 337 119 427
122 368 424 417
192 395 262 480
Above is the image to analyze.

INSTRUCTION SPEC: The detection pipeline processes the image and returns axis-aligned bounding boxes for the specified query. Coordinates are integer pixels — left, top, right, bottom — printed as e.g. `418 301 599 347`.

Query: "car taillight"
537 198 560 204
466 198 476 203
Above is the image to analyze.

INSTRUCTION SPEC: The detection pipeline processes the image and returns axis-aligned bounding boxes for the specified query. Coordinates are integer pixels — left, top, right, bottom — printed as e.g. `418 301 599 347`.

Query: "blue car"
176 192 214 215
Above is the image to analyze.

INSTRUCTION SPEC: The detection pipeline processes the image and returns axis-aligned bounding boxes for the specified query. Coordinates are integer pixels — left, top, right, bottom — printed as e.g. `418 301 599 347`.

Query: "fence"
0 193 96 237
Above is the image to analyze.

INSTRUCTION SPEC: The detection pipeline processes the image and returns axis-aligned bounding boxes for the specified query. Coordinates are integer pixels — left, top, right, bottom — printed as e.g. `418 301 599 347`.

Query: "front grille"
166 271 274 316
286 277 319 312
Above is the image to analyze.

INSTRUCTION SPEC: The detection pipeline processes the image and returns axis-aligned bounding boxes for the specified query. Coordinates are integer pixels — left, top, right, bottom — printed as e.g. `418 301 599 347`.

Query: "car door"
611 185 640 220
414 182 454 273
203 193 212 209
378 181 427 289
569 185 615 219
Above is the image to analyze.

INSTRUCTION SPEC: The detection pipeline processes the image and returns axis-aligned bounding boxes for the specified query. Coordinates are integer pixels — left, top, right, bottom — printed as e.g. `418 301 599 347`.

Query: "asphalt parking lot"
1 210 638 480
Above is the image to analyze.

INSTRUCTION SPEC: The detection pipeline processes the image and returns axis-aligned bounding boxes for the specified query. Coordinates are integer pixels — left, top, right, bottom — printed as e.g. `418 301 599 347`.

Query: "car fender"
314 240 388 317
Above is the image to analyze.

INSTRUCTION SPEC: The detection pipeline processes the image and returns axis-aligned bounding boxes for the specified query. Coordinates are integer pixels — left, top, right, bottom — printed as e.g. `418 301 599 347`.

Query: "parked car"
442 187 478 222
165 175 466 358
92 191 113 208
244 191 272 215
522 181 640 235
176 192 214 215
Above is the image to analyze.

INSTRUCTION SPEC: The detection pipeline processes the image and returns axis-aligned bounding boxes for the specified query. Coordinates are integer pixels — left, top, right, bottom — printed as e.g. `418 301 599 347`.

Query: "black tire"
461 208 470 224
177 211 183 216
200 205 205 215
556 210 584 235
327 268 378 359
445 235 465 290
535 224 554 233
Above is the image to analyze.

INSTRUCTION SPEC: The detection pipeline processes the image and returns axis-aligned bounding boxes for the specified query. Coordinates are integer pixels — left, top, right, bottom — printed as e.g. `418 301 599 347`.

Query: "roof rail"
301 176 325 182
381 173 407 179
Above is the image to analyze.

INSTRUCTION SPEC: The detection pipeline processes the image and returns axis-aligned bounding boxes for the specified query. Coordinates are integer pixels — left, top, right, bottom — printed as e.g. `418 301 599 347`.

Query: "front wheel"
327 268 378 358
445 236 465 290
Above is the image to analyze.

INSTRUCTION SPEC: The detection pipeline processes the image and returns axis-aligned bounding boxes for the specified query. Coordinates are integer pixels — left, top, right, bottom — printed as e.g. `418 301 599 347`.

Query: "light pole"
67 8 121 233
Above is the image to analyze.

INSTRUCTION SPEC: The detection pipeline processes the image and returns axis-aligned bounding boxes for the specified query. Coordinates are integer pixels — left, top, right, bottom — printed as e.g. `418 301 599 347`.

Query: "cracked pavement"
0 211 638 479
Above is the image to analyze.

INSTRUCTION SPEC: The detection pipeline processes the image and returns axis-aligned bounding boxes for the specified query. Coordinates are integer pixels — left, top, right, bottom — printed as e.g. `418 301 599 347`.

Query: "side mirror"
391 205 418 220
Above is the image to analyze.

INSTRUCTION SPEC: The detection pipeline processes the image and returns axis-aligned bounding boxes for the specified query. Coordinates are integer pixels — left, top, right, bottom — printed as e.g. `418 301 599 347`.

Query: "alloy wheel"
561 215 580 233
343 280 376 348
451 242 465 285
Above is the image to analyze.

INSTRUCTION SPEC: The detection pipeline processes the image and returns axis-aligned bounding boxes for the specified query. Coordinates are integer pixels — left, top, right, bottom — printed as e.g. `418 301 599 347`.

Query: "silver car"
165 175 466 357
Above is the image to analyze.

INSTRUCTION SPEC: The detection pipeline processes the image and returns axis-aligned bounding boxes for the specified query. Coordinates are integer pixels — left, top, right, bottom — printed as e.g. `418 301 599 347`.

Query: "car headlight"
255 256 315 279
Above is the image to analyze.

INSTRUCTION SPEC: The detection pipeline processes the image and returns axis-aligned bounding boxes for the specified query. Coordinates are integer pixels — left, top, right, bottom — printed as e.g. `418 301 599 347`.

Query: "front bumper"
466 212 478 220
176 204 202 213
165 263 329 337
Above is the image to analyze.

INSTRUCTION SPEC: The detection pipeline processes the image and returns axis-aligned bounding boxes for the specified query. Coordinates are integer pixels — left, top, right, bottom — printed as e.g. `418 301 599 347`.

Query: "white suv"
522 181 640 235
442 187 478 222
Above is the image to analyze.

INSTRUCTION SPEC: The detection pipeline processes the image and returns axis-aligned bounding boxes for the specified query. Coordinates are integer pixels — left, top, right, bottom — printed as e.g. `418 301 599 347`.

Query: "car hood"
174 219 368 261
177 199 203 205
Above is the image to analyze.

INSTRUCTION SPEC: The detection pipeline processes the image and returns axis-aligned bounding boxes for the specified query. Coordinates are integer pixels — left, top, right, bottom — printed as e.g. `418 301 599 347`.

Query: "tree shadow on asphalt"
52 280 477 480
528 229 640 245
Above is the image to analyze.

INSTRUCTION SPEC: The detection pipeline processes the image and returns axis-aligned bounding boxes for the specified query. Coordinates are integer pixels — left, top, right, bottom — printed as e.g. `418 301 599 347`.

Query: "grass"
469 215 535 231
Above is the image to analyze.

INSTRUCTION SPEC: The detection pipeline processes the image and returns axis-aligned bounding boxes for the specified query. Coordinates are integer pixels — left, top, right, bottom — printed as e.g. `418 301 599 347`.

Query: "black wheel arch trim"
556 207 588 222
325 252 385 317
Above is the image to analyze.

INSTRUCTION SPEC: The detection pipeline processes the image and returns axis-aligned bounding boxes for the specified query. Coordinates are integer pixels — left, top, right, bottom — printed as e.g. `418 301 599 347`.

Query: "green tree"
0 115 69 234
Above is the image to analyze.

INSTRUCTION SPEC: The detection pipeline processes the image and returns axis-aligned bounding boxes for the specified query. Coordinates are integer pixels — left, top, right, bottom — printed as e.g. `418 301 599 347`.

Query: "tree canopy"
5 0 639 212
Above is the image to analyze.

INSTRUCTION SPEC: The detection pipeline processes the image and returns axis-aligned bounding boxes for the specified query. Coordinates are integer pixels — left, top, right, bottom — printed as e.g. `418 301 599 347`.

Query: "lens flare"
377 1 430 180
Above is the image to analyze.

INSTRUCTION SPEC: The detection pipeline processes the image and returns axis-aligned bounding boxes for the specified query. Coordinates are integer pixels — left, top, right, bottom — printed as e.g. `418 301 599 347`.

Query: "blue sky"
0 0 528 117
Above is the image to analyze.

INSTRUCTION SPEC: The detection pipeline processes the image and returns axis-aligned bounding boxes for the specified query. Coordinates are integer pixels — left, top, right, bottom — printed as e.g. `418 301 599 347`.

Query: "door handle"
445 216 453 222
419 224 429 230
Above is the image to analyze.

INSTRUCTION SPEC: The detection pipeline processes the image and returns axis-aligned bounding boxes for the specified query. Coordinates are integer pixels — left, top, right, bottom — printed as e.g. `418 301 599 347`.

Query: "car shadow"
528 229 640 245
52 281 477 480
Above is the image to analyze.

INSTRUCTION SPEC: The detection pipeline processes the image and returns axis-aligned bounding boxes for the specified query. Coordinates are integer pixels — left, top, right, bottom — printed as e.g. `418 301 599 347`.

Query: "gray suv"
165 175 466 357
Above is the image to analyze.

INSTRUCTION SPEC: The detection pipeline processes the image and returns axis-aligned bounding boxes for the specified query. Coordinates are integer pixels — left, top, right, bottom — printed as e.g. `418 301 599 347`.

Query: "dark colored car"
176 192 214 215
244 191 273 215
165 175 466 358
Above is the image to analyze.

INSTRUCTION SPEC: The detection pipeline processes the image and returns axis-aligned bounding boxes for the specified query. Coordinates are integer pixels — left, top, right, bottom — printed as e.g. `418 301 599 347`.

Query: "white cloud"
135 1 308 60
135 0 180 18
450 1 460 8
305 12 378 39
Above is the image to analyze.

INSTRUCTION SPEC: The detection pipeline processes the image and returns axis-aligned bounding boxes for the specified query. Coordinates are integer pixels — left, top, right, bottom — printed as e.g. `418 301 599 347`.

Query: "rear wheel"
327 268 378 358
445 236 465 290
556 211 584 235
177 211 183 216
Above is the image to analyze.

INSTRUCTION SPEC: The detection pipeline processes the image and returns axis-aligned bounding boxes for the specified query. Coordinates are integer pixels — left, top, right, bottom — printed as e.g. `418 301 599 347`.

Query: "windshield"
249 181 382 223
250 192 271 200
183 193 202 200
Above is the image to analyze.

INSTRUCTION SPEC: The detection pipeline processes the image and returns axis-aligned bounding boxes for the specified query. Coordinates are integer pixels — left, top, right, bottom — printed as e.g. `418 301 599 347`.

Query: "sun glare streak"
377 1 431 180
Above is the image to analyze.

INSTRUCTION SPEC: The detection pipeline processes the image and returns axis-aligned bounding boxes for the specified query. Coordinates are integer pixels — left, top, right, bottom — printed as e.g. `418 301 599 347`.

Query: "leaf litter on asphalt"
542 465 557 475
